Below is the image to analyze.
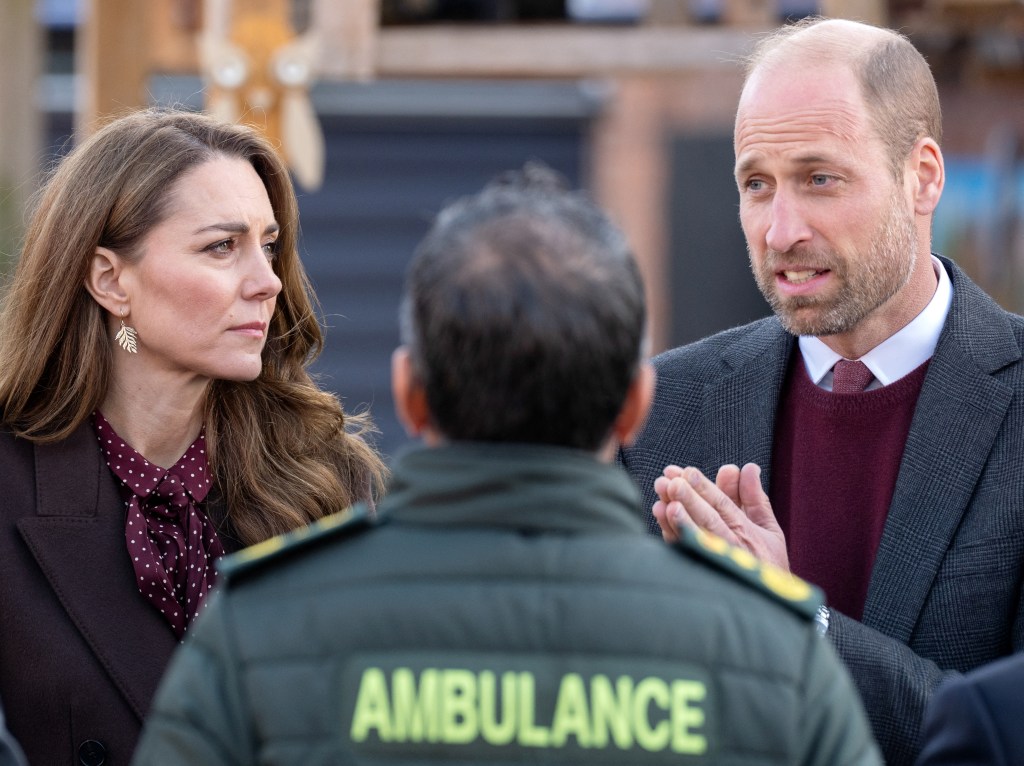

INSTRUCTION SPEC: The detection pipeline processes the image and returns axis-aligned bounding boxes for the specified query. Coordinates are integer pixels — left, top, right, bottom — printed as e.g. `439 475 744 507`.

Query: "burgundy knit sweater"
770 355 930 619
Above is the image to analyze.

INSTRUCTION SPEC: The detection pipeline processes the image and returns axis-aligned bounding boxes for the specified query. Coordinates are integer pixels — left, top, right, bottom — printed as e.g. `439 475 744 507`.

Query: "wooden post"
0 0 43 267
591 77 673 354
315 0 380 80
721 0 776 26
819 0 888 26
76 0 151 136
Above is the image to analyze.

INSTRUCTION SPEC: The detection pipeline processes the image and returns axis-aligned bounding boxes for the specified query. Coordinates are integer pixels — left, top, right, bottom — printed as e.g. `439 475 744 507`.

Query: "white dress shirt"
799 255 953 391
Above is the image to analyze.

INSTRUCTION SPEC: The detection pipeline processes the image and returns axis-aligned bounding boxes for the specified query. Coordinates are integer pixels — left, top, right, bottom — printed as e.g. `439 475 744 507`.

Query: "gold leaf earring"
115 308 138 354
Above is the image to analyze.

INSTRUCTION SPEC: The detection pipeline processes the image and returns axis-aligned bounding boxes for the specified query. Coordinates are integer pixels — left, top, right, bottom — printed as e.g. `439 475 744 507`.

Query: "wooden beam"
149 23 762 78
369 25 757 78
819 0 888 26
77 0 151 135
0 0 43 266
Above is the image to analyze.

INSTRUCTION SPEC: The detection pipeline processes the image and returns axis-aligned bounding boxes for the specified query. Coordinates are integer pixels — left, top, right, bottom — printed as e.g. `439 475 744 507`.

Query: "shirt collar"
799 255 952 389
91 411 212 502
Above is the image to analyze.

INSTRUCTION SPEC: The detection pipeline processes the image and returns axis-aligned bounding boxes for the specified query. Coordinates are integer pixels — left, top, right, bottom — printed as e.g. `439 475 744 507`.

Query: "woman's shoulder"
0 422 100 492
0 421 97 457
0 429 37 520
0 427 32 461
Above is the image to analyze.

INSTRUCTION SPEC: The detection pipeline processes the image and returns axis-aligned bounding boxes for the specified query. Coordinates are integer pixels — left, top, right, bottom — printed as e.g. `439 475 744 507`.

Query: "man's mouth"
782 269 825 285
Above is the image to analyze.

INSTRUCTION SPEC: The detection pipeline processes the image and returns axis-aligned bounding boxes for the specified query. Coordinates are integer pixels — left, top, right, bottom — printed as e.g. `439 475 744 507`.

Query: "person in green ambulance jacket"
132 165 881 766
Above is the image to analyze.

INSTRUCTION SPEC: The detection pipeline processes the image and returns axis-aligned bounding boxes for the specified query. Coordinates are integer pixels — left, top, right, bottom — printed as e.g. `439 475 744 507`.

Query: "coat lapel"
704 319 795 487
16 424 178 721
862 260 1021 641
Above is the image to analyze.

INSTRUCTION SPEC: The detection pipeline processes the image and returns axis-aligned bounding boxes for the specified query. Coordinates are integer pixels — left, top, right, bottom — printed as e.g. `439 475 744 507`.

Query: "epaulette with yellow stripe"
218 502 380 584
675 527 822 620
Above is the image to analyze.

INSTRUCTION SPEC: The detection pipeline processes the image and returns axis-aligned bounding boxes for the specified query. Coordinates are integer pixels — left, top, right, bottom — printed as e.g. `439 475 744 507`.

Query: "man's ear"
391 346 432 438
84 246 130 315
612 362 655 448
908 137 944 216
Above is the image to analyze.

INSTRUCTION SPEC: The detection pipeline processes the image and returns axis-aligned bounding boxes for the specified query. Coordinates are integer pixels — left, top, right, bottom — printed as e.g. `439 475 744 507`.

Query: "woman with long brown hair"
0 108 386 765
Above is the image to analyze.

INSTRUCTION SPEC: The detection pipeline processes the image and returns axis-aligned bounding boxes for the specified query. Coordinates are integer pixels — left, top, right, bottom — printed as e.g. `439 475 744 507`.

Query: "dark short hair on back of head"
400 163 646 451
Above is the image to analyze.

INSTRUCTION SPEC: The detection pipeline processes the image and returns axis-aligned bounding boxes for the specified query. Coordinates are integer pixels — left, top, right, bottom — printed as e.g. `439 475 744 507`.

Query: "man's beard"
750 192 918 338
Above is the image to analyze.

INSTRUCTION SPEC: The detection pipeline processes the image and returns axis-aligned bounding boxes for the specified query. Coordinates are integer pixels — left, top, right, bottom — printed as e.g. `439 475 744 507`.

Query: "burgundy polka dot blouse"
91 411 225 640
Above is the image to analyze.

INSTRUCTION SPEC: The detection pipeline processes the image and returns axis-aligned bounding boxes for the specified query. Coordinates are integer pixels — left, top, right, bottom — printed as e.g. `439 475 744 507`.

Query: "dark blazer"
621 257 1024 766
0 423 180 765
916 651 1024 765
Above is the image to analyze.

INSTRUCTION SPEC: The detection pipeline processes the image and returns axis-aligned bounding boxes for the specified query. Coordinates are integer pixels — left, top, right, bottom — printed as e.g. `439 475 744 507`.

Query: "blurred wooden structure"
5 0 1021 347
74 0 909 110
71 0 777 351
0 0 43 264
74 0 1024 143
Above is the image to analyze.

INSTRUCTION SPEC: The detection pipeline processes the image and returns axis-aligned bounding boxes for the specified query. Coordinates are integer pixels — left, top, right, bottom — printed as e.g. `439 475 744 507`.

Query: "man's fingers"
715 464 741 505
658 464 788 570
666 472 739 543
737 463 777 527
652 499 681 542
683 468 747 529
662 464 685 480
656 463 782 565
654 498 702 542
654 475 671 503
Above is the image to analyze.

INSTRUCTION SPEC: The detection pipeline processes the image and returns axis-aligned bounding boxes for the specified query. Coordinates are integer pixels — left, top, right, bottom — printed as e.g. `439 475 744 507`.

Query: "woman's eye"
206 238 234 254
262 242 278 260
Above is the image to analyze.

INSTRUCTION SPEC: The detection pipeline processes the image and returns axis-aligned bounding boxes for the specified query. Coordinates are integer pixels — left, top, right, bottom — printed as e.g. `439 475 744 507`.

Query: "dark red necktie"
833 359 874 394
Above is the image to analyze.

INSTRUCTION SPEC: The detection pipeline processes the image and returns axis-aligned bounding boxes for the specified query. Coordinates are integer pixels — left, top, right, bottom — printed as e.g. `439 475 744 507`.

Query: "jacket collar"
934 255 1020 374
863 255 1022 637
708 319 795 488
33 421 108 518
381 443 646 536
19 422 178 721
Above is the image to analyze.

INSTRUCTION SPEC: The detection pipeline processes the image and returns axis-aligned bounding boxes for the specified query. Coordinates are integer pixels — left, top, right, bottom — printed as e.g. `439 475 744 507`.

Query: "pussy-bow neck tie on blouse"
92 412 225 639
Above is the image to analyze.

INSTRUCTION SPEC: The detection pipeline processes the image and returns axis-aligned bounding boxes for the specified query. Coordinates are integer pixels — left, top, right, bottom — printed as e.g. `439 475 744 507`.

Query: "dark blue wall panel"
298 114 588 461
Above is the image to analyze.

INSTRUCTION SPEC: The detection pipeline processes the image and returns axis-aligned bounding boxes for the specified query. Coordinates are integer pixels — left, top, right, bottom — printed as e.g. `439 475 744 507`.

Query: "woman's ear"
84 246 130 315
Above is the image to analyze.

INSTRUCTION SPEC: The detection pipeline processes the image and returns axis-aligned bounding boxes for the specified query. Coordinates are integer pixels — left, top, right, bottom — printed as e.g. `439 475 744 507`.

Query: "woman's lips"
229 322 267 337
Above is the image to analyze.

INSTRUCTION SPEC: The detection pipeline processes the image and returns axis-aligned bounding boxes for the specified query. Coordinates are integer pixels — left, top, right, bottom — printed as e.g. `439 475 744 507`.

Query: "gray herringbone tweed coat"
621 256 1024 766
